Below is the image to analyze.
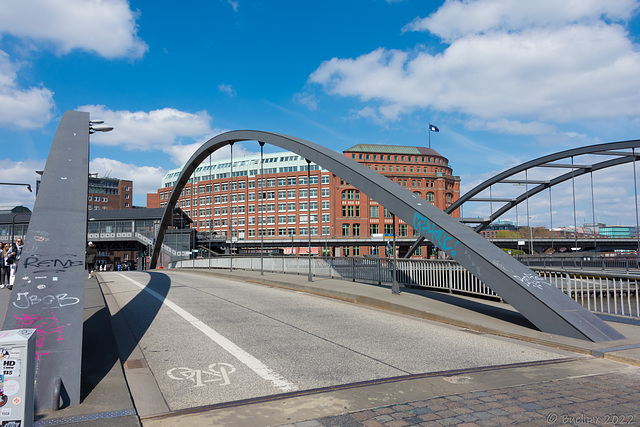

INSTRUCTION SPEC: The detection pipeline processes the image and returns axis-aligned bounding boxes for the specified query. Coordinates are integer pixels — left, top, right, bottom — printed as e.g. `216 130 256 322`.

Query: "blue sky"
1 0 640 228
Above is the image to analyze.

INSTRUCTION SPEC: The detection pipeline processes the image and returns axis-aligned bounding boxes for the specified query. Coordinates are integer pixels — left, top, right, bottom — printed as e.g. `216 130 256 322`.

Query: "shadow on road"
81 272 171 401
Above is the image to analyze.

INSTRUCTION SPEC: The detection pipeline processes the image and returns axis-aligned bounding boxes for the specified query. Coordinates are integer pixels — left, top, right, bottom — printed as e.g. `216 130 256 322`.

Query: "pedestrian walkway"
279 370 640 427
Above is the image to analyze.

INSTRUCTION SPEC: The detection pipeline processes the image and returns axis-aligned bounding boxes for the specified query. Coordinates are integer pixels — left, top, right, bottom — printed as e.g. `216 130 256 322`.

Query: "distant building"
0 204 31 214
480 220 519 239
88 174 133 210
148 144 461 258
598 225 638 239
582 223 606 236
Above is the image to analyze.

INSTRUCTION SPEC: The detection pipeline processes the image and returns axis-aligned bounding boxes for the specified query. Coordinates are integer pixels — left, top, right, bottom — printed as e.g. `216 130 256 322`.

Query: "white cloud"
294 92 318 110
77 105 227 164
466 118 556 135
0 158 44 208
225 0 239 12
0 0 148 59
404 0 637 40
0 50 54 129
89 157 166 207
310 0 640 126
164 143 205 166
218 83 236 97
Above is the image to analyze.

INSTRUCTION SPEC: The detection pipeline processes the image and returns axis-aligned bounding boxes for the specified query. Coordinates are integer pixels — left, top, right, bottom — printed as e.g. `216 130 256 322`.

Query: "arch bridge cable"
404 139 640 257
150 130 625 342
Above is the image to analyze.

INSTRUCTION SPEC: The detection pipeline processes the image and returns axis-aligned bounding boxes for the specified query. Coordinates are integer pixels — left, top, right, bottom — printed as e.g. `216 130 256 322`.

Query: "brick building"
88 174 133 210
147 144 460 258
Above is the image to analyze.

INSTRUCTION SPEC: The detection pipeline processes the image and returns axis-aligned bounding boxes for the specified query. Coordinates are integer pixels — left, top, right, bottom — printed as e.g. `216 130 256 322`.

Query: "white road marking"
116 273 298 392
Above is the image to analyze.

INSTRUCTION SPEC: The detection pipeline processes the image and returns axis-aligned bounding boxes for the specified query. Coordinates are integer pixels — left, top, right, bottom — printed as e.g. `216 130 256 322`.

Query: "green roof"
344 144 443 157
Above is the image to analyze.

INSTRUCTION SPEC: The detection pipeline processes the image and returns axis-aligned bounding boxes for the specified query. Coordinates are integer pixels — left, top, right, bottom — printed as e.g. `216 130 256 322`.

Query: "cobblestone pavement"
278 371 640 427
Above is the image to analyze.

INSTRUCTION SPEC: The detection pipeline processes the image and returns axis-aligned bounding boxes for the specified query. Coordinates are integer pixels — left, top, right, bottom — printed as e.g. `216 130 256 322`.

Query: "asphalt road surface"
100 270 581 412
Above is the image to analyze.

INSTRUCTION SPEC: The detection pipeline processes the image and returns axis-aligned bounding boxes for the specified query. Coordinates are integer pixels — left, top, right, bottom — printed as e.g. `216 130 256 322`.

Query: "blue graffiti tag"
413 212 460 256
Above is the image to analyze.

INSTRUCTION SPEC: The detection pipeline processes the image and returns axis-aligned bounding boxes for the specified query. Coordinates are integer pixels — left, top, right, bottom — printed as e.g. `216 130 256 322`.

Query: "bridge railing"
516 255 640 272
174 256 639 320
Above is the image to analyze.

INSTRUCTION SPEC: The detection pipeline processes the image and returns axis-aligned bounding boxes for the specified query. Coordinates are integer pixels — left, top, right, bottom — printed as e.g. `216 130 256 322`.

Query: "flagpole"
429 128 431 148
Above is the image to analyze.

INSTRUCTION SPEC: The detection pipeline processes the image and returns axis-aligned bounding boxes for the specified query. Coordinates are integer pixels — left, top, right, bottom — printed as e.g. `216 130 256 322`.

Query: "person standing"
85 242 97 278
0 243 10 288
8 238 23 289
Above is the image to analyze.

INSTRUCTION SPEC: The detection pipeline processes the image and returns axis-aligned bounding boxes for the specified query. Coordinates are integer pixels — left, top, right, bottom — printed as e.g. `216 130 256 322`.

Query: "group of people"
0 239 23 289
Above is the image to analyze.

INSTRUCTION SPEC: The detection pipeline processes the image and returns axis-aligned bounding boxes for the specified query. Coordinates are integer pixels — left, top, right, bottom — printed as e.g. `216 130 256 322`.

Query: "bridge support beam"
151 130 625 343
3 111 89 410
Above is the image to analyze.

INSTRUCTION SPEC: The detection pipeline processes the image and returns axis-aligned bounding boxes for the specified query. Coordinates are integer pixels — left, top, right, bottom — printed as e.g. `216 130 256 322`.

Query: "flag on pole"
429 124 439 132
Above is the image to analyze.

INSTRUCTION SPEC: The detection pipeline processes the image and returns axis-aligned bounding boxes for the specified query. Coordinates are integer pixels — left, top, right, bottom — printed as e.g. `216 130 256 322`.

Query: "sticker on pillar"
0 409 12 418
2 361 20 377
1 382 18 397
0 374 5 407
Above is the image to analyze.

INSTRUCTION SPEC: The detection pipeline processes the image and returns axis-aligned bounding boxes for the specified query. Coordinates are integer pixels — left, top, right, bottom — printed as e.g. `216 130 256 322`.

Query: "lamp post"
307 159 312 282
11 212 31 245
529 216 534 255
0 182 32 193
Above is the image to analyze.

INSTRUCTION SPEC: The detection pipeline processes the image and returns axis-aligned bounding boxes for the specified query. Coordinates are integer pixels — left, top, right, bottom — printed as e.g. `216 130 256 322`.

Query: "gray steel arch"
405 140 640 257
447 139 640 231
151 130 624 342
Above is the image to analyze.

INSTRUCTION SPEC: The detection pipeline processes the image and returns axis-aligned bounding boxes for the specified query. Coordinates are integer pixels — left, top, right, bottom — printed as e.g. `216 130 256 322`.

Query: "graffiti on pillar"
12 312 69 360
413 212 460 256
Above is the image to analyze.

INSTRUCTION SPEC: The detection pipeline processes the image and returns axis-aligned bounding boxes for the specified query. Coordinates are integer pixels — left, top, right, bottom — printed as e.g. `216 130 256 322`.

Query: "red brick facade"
148 145 460 258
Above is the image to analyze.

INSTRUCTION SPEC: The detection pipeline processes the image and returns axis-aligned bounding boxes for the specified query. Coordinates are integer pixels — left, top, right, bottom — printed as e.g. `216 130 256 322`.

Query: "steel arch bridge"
150 130 624 342
405 139 640 257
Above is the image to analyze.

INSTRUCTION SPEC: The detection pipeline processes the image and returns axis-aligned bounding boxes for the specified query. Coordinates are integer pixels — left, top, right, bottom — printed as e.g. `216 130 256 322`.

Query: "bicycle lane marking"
115 272 298 392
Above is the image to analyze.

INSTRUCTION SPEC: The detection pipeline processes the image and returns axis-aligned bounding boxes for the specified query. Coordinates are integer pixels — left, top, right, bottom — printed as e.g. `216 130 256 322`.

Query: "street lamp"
11 212 30 245
0 182 32 192
89 120 113 134
529 217 534 255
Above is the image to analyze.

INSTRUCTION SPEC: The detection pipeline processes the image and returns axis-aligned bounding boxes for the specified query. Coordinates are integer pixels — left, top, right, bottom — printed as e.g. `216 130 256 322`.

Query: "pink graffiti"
13 312 70 351
35 351 50 361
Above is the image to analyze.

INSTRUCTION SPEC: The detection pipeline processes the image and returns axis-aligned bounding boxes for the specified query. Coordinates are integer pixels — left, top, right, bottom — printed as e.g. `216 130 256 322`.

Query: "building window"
370 224 379 234
426 192 435 202
342 189 360 200
370 206 379 218
342 224 350 236
353 224 360 237
342 205 360 217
